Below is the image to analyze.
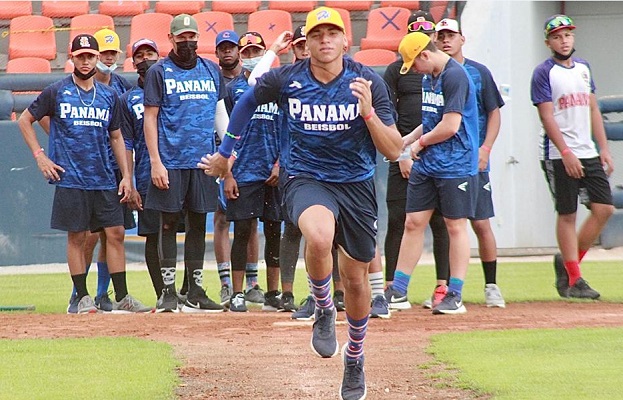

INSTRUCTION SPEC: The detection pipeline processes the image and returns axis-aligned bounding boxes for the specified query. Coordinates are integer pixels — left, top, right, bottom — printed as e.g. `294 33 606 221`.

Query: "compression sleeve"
248 50 277 87
214 99 229 141
217 89 259 158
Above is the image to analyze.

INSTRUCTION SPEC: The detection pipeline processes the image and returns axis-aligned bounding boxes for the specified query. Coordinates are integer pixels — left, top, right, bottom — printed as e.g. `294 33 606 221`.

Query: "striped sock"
245 263 258 289
345 313 368 361
217 262 232 287
448 277 464 297
309 273 333 309
392 270 411 296
368 271 385 298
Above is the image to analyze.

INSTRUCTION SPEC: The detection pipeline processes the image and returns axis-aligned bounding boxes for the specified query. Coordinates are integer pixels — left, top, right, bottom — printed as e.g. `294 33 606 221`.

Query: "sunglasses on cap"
238 33 263 47
545 15 574 36
408 20 435 32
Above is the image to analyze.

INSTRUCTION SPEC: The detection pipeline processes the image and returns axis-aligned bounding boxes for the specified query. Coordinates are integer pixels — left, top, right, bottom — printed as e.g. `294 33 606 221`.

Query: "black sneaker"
567 278 600 299
339 344 367 400
333 290 345 312
432 290 467 315
156 287 179 313
262 290 282 312
280 291 297 312
311 306 339 358
553 253 569 298
229 292 248 312
182 287 224 313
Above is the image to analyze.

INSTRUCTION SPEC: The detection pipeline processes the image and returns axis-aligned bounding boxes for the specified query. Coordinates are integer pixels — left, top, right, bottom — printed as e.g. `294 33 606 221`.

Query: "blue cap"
216 30 239 47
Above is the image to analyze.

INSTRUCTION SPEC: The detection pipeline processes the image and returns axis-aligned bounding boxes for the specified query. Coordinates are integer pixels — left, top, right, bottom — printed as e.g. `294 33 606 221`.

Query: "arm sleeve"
214 99 229 141
248 50 277 87
217 89 259 158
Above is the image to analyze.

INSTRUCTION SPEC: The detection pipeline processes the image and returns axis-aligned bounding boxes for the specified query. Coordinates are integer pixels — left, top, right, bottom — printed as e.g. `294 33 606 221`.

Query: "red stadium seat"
323 1 372 11
380 1 420 9
247 10 292 49
64 58 74 72
155 1 205 15
333 7 353 47
0 1 32 19
98 0 148 17
126 13 174 57
123 56 136 71
41 1 89 18
429 1 456 22
211 1 260 14
360 7 410 51
267 1 317 12
194 11 235 54
69 14 115 42
9 15 56 60
352 49 397 66
6 57 52 73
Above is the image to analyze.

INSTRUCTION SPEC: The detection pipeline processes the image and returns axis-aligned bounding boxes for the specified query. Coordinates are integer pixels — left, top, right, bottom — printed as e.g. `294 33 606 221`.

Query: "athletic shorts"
284 175 377 263
145 169 218 214
51 187 123 232
226 181 282 222
386 162 408 202
471 172 495 220
278 167 293 224
541 157 613 215
406 172 477 219
116 169 136 230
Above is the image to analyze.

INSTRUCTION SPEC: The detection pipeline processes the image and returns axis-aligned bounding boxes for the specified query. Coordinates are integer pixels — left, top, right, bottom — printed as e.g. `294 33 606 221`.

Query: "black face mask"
136 59 157 78
73 67 96 81
553 47 576 61
176 40 198 62
219 56 239 71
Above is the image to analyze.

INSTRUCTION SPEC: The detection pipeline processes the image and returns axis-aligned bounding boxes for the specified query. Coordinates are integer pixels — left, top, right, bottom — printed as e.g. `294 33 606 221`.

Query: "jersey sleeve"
479 66 505 112
108 92 122 132
253 68 284 105
218 70 228 101
442 67 470 115
119 92 134 148
531 64 552 105
27 83 57 120
368 70 396 126
143 63 164 107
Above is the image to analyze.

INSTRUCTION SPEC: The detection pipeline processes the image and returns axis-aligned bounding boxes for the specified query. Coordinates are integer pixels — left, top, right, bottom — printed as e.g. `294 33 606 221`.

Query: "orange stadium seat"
127 13 174 56
41 1 90 18
6 57 52 73
380 0 420 9
194 11 235 54
267 1 317 12
211 1 260 14
333 8 353 47
69 14 115 41
247 10 292 49
429 1 455 22
353 48 397 66
64 59 74 72
0 1 32 19
98 0 148 17
360 7 410 51
323 1 372 11
155 1 205 15
123 56 136 71
9 15 56 60
198 53 219 64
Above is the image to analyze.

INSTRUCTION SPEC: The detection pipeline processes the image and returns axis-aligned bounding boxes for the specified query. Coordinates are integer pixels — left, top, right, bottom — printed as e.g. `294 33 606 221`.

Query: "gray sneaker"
230 292 248 312
77 295 97 314
370 294 391 319
113 294 153 313
311 306 339 358
432 290 467 315
292 295 315 320
339 343 367 400
67 293 79 314
156 287 180 313
94 292 113 312
567 278 600 299
484 284 506 308
220 284 233 306
244 284 265 304
384 284 411 310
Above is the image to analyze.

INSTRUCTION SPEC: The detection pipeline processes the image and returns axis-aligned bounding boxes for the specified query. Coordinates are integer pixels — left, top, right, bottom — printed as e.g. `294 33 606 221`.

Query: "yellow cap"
398 32 431 74
305 6 345 34
93 28 121 53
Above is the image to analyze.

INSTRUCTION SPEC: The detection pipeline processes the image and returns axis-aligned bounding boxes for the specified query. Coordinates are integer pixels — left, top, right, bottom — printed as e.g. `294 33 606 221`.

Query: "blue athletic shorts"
471 171 494 220
145 169 218 213
51 187 123 232
406 172 477 219
226 181 282 222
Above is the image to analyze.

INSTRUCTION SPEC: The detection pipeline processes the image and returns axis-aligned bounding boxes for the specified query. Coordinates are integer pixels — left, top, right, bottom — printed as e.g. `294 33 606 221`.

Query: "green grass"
0 337 179 400
428 327 623 399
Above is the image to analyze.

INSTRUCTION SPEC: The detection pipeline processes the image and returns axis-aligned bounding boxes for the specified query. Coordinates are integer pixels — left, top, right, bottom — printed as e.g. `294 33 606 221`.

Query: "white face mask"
96 61 118 75
241 56 262 71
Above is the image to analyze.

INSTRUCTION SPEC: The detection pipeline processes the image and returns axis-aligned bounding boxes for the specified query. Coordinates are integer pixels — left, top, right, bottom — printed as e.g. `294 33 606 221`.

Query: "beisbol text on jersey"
59 103 110 127
288 99 359 132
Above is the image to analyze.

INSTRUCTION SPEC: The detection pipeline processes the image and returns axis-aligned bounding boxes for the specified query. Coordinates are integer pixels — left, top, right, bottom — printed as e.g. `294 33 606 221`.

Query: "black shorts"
278 167 293 224
471 172 495 220
284 176 377 263
406 172 477 219
51 187 123 232
226 181 282 222
116 169 136 230
145 169 218 214
541 157 613 215
386 162 408 202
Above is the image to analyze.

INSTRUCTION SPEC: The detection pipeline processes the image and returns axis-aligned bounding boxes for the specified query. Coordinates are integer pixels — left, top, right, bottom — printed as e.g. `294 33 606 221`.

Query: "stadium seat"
98 0 148 17
211 1 260 14
380 0 420 9
323 1 372 11
6 57 52 73
247 10 292 49
198 53 219 64
41 1 89 18
126 13 174 57
155 1 205 15
333 8 353 47
360 7 410 51
123 57 136 71
9 15 56 60
194 11 235 54
352 49 396 66
429 1 455 22
64 59 74 72
69 14 114 42
267 1 317 12
0 1 32 19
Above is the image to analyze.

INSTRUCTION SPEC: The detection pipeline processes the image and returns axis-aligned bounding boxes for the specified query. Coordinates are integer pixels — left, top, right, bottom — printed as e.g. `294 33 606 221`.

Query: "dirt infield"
2 301 622 399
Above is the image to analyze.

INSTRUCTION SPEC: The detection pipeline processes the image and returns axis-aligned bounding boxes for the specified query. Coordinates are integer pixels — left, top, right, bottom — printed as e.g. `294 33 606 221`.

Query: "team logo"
581 71 590 88
457 182 468 192
79 36 90 47
105 34 114 43
316 10 330 21
289 81 302 89
222 31 231 38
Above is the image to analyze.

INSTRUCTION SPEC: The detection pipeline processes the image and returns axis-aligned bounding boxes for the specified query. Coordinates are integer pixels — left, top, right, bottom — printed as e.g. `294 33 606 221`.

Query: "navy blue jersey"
143 56 227 169
28 75 121 190
226 73 280 184
108 73 133 96
120 85 151 194
253 57 395 183
418 58 479 178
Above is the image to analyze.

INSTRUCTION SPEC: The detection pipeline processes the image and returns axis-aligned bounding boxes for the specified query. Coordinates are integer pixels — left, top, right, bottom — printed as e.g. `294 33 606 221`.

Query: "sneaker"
384 285 411 310
262 290 282 312
333 290 346 312
292 295 316 320
311 306 339 358
112 294 153 313
432 290 467 315
484 283 506 308
339 344 367 400
423 285 447 309
156 287 180 313
220 284 233 306
94 292 113 312
553 253 569 298
280 291 297 312
182 287 225 313
370 294 391 319
76 295 97 314
230 292 248 312
244 284 265 304
176 292 186 311
567 278 600 299
67 293 79 314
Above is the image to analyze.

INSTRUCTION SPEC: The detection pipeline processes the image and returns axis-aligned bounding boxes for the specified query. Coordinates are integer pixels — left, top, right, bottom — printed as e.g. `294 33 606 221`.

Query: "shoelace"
344 359 364 388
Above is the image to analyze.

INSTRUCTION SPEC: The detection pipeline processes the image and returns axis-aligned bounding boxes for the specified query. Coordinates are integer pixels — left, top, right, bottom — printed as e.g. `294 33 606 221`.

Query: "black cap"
407 10 436 34
292 25 306 45
71 34 99 56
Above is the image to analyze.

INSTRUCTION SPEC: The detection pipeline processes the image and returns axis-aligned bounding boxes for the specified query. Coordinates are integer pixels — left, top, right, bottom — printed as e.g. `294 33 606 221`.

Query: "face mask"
553 47 575 61
96 60 118 74
176 40 198 62
219 56 239 71
136 59 157 78
241 56 262 71
74 67 96 80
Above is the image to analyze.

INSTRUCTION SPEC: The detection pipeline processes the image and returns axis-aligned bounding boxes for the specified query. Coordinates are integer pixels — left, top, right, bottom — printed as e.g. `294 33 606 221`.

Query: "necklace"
72 76 96 107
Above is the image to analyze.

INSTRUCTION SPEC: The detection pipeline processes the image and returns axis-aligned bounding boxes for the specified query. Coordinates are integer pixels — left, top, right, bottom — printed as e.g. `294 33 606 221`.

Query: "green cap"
170 14 198 36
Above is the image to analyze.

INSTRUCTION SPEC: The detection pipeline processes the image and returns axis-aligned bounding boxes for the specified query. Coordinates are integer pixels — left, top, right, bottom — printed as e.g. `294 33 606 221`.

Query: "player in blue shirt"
201 7 402 400
19 34 151 314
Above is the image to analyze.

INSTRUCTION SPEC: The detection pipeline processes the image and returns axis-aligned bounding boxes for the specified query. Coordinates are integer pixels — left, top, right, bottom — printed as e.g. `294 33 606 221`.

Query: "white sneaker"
484 284 506 308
